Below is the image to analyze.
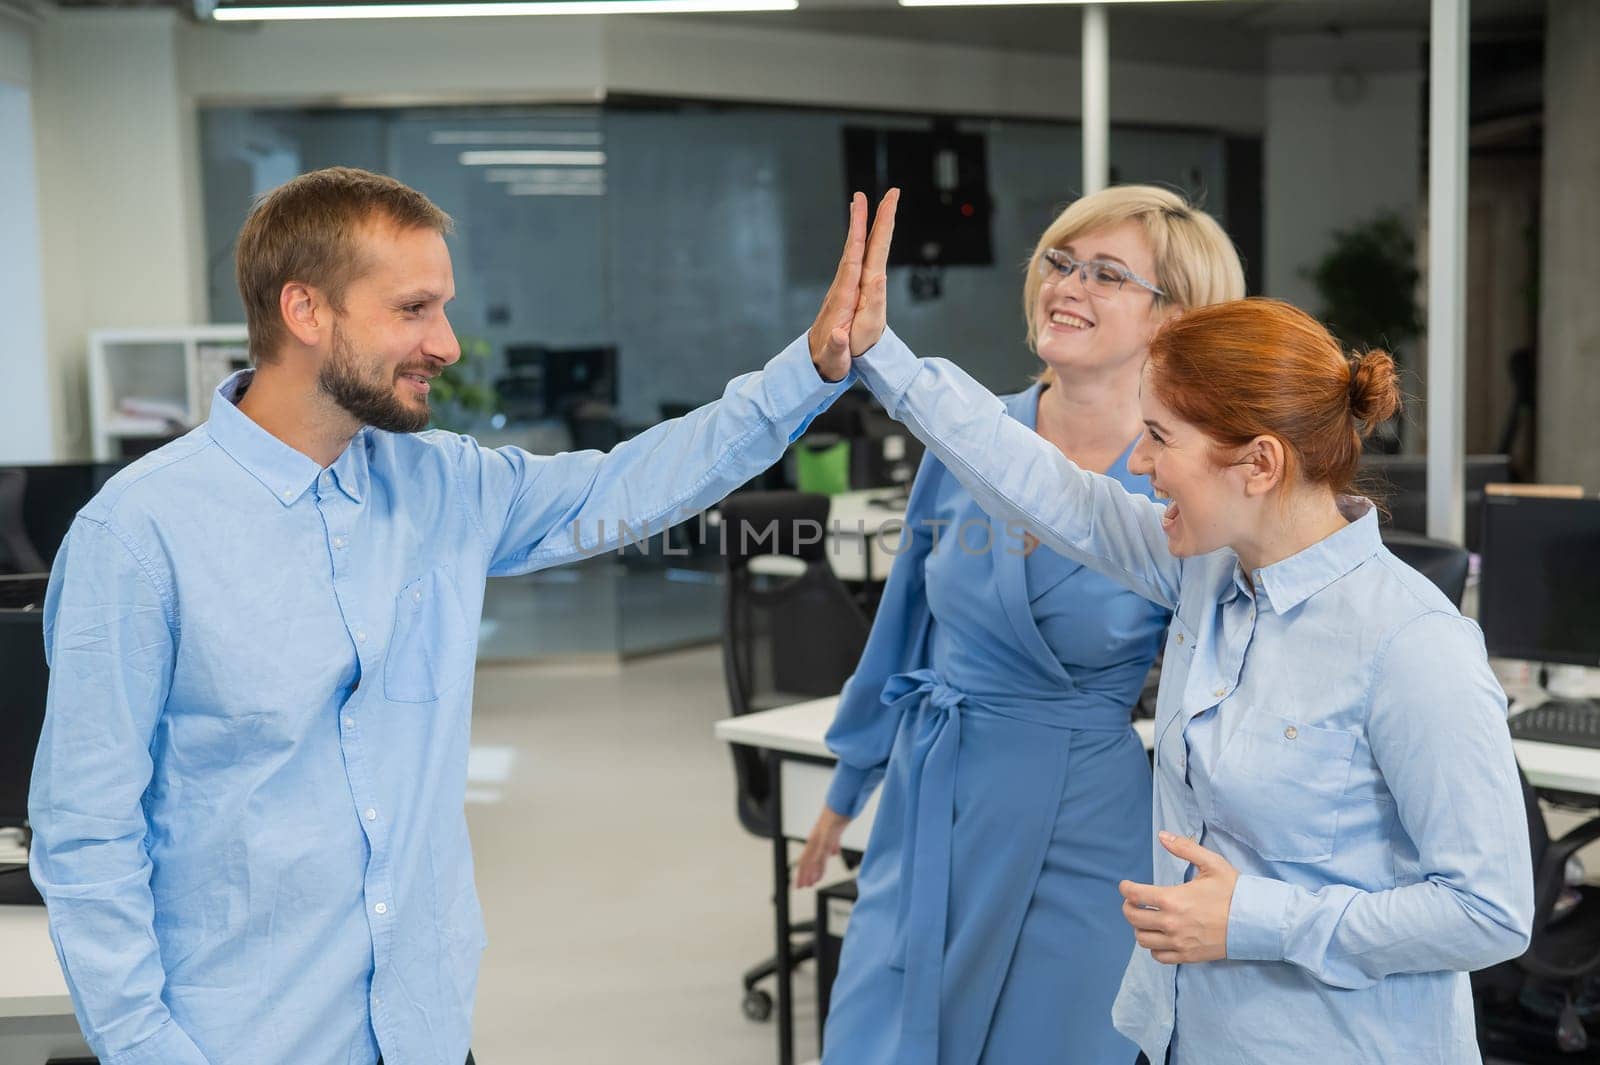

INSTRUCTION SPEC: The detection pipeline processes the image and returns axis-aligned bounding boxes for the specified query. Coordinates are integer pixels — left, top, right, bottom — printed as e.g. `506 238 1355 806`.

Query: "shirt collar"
1246 498 1383 613
206 369 368 507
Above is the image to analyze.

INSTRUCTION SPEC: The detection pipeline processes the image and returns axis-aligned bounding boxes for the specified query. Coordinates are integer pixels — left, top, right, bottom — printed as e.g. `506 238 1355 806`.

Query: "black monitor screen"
1479 494 1600 667
0 463 124 574
0 608 48 828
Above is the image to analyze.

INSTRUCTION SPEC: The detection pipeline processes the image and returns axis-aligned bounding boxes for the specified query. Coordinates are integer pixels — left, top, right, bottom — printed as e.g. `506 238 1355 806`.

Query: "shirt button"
356 630 367 643
411 589 422 603
365 808 378 821
343 716 355 729
332 536 346 549
1213 687 1227 698
281 488 294 500
1284 726 1299 740
1176 633 1185 645
374 902 387 915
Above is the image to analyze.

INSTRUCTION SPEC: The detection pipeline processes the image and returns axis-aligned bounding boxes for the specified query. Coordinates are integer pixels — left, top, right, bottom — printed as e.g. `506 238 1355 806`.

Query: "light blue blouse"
853 328 1534 1065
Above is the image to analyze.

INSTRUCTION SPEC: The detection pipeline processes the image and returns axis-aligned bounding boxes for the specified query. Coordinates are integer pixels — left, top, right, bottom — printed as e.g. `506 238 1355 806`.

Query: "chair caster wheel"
743 987 774 1022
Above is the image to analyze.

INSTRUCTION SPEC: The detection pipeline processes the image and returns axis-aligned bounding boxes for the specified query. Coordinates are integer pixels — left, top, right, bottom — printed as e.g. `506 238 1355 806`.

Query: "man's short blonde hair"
1023 185 1245 381
235 166 454 365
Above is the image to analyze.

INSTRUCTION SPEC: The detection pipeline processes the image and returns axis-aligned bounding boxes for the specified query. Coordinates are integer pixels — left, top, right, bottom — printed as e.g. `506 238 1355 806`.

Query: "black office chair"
1381 529 1470 608
0 575 50 906
561 398 624 453
1475 767 1600 1059
721 491 870 1022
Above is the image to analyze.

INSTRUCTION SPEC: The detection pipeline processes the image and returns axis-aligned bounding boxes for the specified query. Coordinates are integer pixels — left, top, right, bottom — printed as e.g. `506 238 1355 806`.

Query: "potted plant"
428 335 500 433
1302 212 1422 450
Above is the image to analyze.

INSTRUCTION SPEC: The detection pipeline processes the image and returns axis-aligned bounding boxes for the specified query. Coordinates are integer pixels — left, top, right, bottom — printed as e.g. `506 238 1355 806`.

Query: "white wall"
173 15 1262 133
0 78 52 464
33 9 201 459
603 18 1263 132
0 12 30 87
177 17 607 104
0 12 52 464
1263 32 1422 311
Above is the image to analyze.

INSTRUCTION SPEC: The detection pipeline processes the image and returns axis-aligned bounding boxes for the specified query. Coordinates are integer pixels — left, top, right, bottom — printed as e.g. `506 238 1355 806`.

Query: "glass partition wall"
200 102 1243 660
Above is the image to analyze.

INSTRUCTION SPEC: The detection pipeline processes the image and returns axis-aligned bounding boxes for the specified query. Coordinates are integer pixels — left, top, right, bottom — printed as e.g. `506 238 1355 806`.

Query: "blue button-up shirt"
29 335 846 1065
854 328 1533 1065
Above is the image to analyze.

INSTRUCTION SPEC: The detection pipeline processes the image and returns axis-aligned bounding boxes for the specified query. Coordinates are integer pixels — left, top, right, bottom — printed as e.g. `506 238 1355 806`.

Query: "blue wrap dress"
820 385 1169 1065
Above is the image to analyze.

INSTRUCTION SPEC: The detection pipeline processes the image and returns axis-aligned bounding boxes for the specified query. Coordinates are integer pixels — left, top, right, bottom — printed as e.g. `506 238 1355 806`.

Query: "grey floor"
464 647 825 1064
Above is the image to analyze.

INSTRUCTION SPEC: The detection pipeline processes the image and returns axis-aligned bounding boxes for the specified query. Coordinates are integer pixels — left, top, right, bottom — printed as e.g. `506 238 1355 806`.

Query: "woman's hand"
795 805 853 889
807 189 900 381
1119 831 1239 964
849 188 898 357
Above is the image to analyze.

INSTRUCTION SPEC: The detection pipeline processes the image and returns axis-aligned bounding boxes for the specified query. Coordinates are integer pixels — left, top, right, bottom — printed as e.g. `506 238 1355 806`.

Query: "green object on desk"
796 437 851 496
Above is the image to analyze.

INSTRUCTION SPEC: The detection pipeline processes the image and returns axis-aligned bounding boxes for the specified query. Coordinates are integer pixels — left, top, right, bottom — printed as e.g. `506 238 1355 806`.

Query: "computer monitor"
499 344 617 421
0 583 50 832
1359 454 1512 552
0 462 125 574
1479 494 1600 667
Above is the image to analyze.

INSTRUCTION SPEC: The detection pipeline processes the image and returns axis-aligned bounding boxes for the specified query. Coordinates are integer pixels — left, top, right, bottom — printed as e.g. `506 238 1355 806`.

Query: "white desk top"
715 696 1157 759
0 905 72 1019
715 697 1600 797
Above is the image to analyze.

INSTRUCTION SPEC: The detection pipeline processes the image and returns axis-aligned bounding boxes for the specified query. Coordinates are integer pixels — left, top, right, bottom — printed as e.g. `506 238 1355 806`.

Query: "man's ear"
1238 435 1287 499
279 282 325 348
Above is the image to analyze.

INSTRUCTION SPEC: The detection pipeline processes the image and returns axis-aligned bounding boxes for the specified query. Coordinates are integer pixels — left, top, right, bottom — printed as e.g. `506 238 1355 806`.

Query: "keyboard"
1509 699 1600 749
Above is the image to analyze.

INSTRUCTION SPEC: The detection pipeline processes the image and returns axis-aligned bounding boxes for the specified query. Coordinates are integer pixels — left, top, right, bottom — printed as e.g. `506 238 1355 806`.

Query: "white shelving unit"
87 326 250 461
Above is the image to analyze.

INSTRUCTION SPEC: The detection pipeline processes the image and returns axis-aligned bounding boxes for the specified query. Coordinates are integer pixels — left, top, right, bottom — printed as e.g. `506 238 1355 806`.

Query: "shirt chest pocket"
1208 714 1357 863
383 567 475 703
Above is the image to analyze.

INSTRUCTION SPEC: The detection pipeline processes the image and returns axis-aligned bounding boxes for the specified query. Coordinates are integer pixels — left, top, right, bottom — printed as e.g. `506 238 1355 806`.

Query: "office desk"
709 490 908 583
715 696 1600 1065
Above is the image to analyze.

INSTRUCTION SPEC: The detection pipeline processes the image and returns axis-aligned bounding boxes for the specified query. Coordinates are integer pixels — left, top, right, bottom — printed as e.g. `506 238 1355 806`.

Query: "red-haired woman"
845 282 1533 1062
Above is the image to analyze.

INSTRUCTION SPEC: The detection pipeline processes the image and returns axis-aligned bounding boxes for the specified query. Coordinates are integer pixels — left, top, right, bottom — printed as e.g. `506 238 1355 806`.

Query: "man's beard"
318 324 432 434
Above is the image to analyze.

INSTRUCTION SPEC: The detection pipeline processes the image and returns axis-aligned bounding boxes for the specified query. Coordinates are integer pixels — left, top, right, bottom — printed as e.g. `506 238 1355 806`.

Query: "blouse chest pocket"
1208 714 1357 863
383 567 475 703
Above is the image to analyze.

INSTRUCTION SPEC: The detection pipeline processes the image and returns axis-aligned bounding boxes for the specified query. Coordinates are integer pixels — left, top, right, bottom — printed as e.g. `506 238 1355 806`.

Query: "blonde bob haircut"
1023 185 1245 385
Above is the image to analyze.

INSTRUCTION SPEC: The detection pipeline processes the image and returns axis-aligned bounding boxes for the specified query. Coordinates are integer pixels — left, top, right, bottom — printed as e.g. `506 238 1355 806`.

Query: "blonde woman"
798 187 1244 1065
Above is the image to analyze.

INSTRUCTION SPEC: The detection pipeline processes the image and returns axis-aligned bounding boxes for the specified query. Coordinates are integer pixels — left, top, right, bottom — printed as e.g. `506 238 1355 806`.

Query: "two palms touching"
794 190 898 890
807 189 901 382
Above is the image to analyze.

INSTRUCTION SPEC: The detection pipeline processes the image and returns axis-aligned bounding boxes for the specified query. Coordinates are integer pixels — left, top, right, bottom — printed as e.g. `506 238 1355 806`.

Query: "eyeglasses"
1037 248 1166 300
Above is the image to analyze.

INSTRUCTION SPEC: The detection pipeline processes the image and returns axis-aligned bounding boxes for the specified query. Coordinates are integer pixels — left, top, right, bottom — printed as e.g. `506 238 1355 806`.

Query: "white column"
1082 3 1108 196
1426 0 1468 543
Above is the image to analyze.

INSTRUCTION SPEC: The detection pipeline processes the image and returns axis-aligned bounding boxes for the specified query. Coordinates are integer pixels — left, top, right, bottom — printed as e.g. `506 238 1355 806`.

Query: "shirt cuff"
851 327 921 409
101 1018 211 1065
825 762 875 819
767 332 857 439
1227 874 1297 962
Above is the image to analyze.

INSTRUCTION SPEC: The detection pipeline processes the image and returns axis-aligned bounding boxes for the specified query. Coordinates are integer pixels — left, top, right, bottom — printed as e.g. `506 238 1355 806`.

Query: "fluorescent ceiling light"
214 0 794 19
484 166 605 183
901 0 1218 5
506 183 606 196
431 131 604 146
459 149 606 166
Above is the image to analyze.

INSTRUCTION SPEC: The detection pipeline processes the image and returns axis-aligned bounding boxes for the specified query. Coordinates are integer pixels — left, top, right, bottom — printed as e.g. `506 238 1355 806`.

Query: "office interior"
2 0 1599 1062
